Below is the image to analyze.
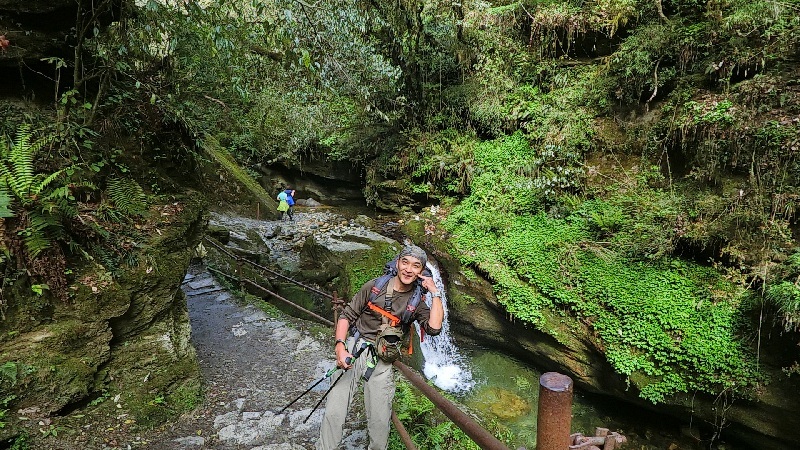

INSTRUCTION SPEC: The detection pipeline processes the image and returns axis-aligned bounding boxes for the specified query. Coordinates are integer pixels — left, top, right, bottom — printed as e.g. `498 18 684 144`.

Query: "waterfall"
417 261 474 393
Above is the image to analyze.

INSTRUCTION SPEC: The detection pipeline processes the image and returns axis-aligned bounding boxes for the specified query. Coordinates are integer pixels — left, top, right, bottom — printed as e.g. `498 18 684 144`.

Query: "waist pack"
375 324 407 363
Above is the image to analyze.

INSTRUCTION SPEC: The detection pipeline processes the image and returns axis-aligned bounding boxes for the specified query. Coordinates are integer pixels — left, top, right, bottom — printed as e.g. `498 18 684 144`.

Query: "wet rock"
470 387 531 420
354 215 375 229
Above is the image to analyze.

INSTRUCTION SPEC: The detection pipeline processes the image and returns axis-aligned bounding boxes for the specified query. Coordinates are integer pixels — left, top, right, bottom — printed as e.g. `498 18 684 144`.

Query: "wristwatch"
335 339 346 347
430 291 441 297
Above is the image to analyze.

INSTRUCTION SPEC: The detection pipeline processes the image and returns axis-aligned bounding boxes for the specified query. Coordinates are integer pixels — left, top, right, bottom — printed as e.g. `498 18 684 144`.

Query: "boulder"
297 198 322 207
299 228 400 299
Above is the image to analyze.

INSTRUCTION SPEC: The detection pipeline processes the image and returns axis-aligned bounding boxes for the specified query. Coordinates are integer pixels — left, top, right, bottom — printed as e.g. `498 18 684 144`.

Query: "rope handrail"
201 234 511 450
204 235 334 300
207 266 335 326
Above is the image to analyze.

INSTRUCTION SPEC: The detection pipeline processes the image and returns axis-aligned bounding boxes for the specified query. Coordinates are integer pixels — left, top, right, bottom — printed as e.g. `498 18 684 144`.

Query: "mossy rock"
208 224 231 244
470 387 531 420
0 193 206 440
299 229 401 299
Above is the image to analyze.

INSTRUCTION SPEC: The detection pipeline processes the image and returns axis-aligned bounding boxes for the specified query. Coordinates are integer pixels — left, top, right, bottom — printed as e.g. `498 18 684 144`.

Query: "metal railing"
201 235 625 450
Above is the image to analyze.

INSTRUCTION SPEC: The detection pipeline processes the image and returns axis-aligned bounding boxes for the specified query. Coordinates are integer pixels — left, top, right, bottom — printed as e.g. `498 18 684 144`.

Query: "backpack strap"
399 285 423 327
366 302 400 327
369 273 394 305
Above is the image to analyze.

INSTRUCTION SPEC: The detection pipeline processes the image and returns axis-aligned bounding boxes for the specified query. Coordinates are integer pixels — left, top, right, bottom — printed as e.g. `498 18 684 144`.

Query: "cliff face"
0 195 207 442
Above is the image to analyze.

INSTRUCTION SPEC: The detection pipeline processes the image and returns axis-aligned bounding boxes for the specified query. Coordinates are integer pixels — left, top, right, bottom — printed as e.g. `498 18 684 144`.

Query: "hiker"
276 187 289 220
316 245 443 450
284 187 296 221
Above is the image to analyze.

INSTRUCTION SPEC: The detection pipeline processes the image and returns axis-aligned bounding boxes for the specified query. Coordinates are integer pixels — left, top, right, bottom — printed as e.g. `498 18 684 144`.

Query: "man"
317 245 443 450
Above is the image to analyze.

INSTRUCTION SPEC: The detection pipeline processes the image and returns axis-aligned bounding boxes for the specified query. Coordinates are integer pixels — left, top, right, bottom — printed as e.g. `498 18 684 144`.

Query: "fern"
0 125 46 202
107 177 148 217
0 188 12 218
0 125 78 258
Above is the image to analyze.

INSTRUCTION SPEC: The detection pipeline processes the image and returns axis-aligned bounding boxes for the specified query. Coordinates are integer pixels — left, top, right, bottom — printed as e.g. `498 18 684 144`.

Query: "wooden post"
256 202 260 220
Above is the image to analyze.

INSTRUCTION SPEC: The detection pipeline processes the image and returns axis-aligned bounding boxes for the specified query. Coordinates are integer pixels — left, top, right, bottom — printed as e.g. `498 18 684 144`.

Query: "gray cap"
398 244 427 267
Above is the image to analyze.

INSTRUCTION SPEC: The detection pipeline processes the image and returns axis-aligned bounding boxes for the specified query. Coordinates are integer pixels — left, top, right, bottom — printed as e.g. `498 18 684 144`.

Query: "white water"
417 261 474 393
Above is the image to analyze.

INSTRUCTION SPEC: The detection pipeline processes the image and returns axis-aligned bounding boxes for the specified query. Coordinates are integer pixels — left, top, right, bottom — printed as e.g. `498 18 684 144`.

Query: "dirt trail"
138 262 370 450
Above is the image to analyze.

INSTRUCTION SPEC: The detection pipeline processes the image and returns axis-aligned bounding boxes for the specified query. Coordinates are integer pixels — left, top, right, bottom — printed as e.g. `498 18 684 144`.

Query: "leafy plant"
0 189 12 218
0 361 19 429
389 379 483 450
106 177 148 217
0 125 83 258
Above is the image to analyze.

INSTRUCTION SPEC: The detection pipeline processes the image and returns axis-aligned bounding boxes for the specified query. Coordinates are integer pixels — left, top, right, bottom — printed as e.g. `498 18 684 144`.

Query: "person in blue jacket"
284 187 296 221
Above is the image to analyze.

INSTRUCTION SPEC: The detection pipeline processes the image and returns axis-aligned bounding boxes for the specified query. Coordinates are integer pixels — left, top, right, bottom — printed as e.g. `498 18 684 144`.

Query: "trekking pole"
279 365 340 414
302 343 370 423
279 342 369 415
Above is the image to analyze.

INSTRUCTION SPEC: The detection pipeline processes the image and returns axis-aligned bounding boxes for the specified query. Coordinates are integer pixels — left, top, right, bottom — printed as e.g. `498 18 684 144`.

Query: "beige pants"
316 337 395 450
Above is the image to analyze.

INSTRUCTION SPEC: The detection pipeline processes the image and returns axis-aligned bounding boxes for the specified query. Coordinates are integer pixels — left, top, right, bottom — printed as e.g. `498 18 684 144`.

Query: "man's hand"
336 345 353 369
417 274 438 294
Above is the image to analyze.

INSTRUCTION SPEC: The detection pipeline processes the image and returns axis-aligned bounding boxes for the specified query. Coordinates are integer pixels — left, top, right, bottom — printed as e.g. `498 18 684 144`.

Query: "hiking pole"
302 343 370 423
279 365 340 415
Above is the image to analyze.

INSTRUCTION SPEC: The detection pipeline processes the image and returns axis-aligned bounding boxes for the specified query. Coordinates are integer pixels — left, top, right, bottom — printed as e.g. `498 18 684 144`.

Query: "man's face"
397 256 424 286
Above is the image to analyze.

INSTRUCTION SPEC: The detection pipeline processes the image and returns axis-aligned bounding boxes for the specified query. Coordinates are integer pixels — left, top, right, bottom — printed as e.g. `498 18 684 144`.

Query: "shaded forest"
1 0 799 448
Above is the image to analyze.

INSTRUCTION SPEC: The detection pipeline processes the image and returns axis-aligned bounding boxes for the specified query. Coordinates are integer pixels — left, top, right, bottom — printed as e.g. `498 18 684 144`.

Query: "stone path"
145 264 369 449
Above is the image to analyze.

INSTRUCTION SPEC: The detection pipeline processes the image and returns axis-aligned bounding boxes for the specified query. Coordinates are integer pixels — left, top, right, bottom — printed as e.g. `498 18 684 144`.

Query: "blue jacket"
284 189 295 206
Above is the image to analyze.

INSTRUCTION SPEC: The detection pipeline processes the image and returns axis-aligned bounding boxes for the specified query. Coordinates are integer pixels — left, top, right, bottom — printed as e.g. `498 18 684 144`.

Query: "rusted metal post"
236 257 244 293
391 410 418 450
332 291 339 326
537 372 573 450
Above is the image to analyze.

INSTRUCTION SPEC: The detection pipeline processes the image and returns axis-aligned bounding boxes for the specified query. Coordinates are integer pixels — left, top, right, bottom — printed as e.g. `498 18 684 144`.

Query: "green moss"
442 134 762 402
342 243 399 298
202 137 279 218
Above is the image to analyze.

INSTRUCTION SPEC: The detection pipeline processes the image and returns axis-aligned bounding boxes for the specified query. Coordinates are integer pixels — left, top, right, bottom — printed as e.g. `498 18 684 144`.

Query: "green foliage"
389 380 482 450
0 188 12 218
0 361 19 429
607 22 680 103
0 125 84 259
765 281 800 331
7 433 29 450
763 249 800 332
445 150 761 402
106 177 148 217
679 100 736 126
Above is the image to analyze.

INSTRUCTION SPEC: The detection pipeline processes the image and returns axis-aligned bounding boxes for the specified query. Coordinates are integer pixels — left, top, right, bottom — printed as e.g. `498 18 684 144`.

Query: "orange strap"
367 301 400 327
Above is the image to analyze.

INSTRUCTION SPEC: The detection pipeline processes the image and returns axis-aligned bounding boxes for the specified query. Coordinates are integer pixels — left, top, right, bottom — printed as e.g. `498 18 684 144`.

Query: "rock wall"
256 164 365 207
0 194 206 441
